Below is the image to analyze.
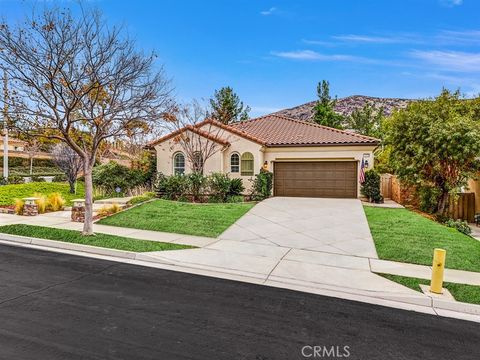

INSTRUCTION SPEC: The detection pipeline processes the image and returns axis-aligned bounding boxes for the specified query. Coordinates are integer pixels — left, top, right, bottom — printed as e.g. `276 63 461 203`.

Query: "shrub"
30 175 45 183
229 178 245 196
361 170 383 203
251 169 273 201
8 175 25 184
208 173 231 202
444 219 472 236
96 203 121 218
14 199 24 215
0 177 7 185
417 186 441 214
226 195 244 203
187 173 207 201
33 192 48 214
47 192 66 212
52 174 68 182
154 173 189 200
93 161 146 195
127 192 155 206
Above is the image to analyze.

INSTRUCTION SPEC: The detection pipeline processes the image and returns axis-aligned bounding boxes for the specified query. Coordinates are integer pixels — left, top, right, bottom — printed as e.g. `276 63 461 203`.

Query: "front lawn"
0 182 85 206
364 207 480 272
97 199 254 237
0 224 193 252
379 274 480 305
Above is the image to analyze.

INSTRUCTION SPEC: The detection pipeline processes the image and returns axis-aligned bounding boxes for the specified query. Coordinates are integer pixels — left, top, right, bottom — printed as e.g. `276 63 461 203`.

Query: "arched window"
230 153 240 173
173 152 185 175
241 152 254 176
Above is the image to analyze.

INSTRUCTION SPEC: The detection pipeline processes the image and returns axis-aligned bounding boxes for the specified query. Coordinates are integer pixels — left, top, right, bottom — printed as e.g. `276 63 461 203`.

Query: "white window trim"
173 152 186 175
230 152 240 173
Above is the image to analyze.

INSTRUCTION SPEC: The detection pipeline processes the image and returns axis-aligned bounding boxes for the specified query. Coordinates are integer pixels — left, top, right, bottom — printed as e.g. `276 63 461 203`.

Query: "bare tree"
52 143 83 194
166 101 229 175
25 139 41 175
0 6 172 234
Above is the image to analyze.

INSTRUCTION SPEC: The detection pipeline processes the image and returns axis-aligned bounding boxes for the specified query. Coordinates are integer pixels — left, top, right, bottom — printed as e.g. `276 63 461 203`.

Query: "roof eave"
265 141 380 148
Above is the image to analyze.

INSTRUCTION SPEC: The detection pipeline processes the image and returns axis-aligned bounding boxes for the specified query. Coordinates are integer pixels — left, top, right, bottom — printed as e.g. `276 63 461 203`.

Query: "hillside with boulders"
274 95 414 121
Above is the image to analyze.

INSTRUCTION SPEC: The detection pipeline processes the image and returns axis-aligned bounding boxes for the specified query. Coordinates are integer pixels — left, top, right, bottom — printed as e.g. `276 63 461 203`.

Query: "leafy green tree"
385 89 480 215
209 87 250 124
346 103 384 138
313 80 344 129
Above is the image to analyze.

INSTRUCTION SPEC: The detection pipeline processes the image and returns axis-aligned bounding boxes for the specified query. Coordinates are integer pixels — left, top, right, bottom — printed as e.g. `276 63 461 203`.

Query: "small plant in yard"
208 173 231 202
444 219 472 236
14 199 24 215
96 203 122 218
33 193 48 214
361 170 383 203
187 172 207 201
251 169 273 201
127 192 155 206
47 193 66 212
7 176 25 184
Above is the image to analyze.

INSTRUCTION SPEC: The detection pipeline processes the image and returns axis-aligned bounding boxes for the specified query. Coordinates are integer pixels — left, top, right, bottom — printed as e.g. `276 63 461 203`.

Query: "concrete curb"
0 233 479 322
0 233 137 259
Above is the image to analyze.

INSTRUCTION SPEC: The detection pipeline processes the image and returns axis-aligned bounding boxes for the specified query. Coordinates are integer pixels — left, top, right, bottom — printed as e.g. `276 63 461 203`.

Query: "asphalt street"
0 243 479 360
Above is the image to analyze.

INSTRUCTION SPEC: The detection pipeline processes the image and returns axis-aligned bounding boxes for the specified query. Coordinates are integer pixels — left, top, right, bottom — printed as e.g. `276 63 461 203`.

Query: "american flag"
359 158 366 184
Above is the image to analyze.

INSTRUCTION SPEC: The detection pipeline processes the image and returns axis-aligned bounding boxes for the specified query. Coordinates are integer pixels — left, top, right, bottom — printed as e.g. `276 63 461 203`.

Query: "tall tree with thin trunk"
313 80 344 129
0 6 172 234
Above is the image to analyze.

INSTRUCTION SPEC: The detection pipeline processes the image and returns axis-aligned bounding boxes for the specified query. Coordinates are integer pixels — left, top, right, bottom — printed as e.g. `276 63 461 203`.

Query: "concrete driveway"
140 197 431 309
219 197 378 257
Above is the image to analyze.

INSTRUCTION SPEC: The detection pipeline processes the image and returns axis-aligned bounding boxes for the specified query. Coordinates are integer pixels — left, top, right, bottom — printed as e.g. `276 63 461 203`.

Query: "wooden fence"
380 173 476 222
380 174 393 199
447 192 475 223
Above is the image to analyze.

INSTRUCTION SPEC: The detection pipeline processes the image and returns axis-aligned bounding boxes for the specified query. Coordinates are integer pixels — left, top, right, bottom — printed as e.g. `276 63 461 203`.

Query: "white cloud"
439 0 463 7
410 50 480 72
332 34 403 44
437 30 480 45
260 7 277 16
301 39 337 47
271 50 359 61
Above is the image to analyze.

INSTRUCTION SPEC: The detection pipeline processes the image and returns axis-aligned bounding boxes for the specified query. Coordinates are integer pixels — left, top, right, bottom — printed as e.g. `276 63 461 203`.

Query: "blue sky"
1 0 480 116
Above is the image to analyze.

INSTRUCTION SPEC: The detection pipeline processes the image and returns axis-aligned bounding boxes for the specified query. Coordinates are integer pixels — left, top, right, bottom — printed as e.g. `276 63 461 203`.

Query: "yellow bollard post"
430 248 446 294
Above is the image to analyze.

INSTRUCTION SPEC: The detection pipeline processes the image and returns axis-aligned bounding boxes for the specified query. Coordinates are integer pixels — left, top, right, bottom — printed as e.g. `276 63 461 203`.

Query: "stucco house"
149 114 379 198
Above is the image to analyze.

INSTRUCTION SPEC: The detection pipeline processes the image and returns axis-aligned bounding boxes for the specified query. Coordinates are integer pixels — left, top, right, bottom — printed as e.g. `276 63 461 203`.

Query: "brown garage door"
274 161 358 198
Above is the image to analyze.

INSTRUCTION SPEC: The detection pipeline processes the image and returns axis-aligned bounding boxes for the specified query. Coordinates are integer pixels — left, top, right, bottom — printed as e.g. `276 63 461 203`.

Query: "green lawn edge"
97 199 255 237
379 273 480 305
363 206 480 273
0 224 194 252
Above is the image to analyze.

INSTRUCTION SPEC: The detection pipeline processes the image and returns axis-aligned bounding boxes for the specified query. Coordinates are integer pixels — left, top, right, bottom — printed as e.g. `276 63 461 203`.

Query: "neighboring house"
0 137 27 152
149 114 379 198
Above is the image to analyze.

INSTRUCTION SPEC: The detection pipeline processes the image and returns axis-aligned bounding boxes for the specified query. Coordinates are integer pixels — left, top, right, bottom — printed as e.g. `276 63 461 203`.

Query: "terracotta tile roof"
147 115 379 148
228 114 380 146
146 123 230 148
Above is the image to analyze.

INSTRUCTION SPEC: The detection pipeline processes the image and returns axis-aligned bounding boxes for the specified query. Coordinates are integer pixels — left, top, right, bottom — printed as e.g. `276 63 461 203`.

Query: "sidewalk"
0 210 216 248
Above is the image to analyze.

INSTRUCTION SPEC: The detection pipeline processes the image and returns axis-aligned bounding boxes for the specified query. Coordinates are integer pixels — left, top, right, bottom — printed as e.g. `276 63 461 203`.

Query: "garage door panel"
274 161 358 198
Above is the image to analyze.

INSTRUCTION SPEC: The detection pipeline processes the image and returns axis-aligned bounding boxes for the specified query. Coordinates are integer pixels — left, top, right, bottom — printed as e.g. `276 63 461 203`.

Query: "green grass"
379 273 480 305
364 207 480 272
97 199 255 237
0 224 193 252
0 182 85 206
